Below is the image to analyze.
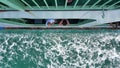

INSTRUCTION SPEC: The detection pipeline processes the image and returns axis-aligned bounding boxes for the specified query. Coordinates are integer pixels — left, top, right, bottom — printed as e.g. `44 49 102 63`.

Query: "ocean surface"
0 29 120 68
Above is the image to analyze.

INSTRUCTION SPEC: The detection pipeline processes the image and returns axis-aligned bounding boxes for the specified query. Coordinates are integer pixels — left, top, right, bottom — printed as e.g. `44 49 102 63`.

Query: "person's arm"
66 19 70 25
59 19 64 26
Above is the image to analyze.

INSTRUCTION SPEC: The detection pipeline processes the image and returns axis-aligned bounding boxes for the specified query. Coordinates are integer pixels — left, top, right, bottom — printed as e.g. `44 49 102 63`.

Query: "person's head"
46 19 55 26
62 20 67 26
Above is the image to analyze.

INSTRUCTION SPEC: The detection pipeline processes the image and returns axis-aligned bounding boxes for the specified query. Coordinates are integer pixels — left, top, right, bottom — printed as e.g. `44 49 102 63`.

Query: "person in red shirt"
59 19 70 26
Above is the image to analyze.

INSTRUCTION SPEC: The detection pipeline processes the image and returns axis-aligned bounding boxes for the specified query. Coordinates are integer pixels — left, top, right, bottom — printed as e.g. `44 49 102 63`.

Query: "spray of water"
0 30 120 68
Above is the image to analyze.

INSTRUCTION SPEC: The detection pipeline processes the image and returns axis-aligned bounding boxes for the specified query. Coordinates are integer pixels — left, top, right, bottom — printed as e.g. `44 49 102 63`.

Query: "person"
59 19 70 26
46 19 55 26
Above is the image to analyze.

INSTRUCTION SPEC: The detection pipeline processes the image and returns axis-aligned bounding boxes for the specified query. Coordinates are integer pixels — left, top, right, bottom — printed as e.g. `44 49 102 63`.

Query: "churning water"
0 29 120 68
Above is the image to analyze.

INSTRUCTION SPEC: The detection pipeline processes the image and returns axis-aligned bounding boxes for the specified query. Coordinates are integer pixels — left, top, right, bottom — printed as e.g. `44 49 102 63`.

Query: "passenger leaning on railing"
59 19 70 26
46 19 55 26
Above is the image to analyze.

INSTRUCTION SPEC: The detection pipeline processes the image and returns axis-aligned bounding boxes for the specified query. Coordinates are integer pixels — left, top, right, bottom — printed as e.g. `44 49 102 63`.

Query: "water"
0 29 120 68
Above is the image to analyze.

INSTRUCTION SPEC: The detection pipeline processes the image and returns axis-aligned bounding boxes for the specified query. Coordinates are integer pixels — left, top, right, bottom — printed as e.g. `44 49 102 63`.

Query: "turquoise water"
0 29 120 68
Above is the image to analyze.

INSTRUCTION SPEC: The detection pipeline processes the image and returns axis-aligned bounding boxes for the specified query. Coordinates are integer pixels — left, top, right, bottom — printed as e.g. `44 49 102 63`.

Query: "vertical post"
55 0 58 8
90 0 101 8
0 4 8 9
73 0 79 8
99 0 112 8
107 1 120 9
32 0 41 8
117 6 120 8
65 0 67 8
21 0 33 9
82 0 90 8
0 0 25 11
43 0 49 9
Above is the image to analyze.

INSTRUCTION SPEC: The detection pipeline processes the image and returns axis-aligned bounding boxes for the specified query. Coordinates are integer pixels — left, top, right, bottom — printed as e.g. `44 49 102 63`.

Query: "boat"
0 0 120 29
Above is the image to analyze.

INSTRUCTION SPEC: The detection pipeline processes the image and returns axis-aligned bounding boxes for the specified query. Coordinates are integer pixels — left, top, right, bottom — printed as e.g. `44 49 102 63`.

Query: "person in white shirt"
46 19 55 26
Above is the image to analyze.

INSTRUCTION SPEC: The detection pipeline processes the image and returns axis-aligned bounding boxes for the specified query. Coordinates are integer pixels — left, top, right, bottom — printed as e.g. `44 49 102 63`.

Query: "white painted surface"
0 10 120 26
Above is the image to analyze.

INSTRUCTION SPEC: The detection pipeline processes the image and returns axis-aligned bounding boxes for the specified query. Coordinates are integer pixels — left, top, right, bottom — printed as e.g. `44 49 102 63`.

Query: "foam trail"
0 30 119 68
